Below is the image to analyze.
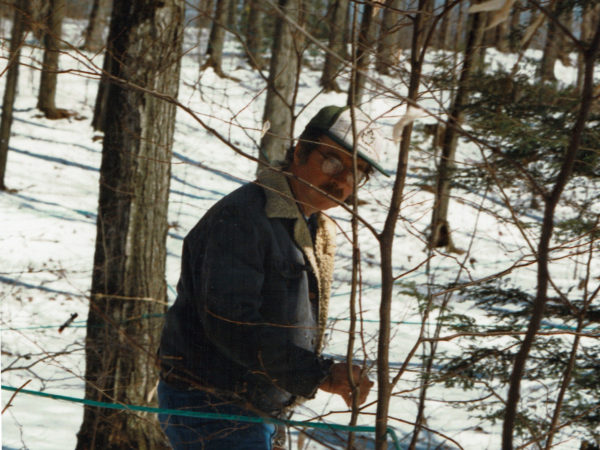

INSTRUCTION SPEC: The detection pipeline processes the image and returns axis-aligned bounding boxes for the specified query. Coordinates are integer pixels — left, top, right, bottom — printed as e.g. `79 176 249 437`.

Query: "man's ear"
292 143 302 165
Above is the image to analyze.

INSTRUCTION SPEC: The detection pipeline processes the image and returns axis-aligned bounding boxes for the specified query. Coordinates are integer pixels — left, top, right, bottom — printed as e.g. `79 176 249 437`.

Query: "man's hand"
318 362 374 406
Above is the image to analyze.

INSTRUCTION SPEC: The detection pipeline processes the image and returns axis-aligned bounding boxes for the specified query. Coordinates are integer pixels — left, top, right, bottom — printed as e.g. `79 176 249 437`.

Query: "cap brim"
324 130 391 177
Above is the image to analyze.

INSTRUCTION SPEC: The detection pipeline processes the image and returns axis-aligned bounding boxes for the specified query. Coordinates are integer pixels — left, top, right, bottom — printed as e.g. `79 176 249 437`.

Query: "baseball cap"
305 105 390 177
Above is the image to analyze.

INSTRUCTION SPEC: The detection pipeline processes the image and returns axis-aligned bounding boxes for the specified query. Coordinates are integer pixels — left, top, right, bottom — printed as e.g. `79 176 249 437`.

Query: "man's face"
289 135 371 213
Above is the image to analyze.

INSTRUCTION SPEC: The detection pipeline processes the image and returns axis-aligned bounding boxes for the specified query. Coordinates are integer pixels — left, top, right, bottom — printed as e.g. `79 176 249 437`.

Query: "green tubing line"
6 315 599 333
1 385 401 449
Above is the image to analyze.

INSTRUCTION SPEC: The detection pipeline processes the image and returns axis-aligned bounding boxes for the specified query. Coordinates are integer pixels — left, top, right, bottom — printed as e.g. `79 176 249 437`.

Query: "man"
158 105 389 449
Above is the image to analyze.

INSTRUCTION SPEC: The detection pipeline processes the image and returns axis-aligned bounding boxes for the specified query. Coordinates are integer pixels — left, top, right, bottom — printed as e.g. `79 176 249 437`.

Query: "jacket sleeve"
193 206 331 398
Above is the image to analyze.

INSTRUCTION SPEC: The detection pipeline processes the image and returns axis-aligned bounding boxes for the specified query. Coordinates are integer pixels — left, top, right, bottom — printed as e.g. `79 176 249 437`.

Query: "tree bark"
245 0 265 69
508 0 521 53
227 0 238 30
75 0 184 448
495 13 510 52
556 9 572 66
576 4 600 92
37 0 65 118
376 0 404 74
0 0 27 191
437 0 453 50
195 0 214 28
259 0 301 168
538 2 561 81
202 0 231 76
320 0 349 92
375 1 430 446
81 0 113 52
453 0 465 52
91 49 113 132
348 0 378 105
429 1 485 250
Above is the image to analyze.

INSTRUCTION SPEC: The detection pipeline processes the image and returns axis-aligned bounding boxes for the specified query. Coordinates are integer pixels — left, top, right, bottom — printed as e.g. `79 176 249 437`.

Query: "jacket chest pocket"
261 259 312 324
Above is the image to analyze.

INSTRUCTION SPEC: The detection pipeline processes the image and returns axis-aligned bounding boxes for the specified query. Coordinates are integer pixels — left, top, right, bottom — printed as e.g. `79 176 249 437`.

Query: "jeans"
158 380 276 450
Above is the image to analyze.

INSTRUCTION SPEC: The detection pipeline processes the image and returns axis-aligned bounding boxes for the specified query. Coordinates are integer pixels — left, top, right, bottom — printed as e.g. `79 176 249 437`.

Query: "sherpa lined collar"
258 169 302 220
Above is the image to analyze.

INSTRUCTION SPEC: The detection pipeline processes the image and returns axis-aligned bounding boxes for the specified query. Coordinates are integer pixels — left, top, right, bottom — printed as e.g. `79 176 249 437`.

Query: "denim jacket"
159 170 336 414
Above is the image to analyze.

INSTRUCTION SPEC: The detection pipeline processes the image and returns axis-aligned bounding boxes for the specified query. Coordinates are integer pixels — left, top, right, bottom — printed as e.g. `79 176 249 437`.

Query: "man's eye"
322 158 343 174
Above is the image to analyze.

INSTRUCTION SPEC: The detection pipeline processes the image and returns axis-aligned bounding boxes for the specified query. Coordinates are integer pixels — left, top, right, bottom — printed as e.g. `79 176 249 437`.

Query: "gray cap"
305 105 390 177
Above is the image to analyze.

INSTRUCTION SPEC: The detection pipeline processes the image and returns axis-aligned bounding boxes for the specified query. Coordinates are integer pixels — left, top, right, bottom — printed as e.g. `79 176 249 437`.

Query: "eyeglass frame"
311 146 371 187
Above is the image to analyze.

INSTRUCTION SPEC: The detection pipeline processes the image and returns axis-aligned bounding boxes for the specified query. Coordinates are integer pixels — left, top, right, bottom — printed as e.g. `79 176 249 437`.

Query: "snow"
2 19 599 450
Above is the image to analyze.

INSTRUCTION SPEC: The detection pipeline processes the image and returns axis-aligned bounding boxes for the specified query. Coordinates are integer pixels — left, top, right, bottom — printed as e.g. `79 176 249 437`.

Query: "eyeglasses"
314 149 369 186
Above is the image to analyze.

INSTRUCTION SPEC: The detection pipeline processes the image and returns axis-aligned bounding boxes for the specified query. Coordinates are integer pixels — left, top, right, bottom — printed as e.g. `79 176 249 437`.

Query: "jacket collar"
257 169 321 290
258 169 302 220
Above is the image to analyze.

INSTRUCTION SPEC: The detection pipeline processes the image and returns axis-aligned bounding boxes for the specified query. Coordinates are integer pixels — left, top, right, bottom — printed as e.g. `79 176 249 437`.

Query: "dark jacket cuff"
305 357 334 399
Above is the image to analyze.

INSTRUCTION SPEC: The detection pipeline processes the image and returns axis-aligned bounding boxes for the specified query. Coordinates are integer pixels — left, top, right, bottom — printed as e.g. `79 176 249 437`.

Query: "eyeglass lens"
321 156 366 185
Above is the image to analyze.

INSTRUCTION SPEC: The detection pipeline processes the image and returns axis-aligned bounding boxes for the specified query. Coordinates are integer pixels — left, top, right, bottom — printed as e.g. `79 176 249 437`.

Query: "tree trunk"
75 0 184 448
259 0 301 168
495 13 510 52
202 0 231 76
24 0 47 42
556 9 573 66
538 4 561 81
37 0 65 118
437 0 453 50
453 0 465 52
320 0 349 92
576 4 600 92
245 0 265 69
375 1 430 446
474 11 489 70
91 50 113 132
81 0 112 52
376 0 403 74
396 0 413 49
195 0 214 29
429 1 485 250
508 0 521 53
348 0 378 106
227 0 238 31
0 0 26 191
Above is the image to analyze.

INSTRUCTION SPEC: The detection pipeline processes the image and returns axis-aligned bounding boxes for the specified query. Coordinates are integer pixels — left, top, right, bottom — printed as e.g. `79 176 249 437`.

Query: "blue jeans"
158 380 276 449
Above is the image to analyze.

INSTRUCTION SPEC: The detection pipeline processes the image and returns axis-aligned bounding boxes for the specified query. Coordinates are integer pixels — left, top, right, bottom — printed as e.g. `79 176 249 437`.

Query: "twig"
2 379 31 414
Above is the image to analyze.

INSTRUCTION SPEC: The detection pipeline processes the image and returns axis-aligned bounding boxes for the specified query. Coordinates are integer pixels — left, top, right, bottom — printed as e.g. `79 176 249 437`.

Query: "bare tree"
259 0 302 167
245 0 266 69
376 0 404 74
576 2 599 92
429 1 486 251
375 0 435 446
81 0 113 52
320 0 349 92
201 0 234 77
37 0 69 119
0 0 27 192
76 0 184 448
538 0 568 82
437 0 454 50
508 0 521 52
348 0 378 105
195 0 214 29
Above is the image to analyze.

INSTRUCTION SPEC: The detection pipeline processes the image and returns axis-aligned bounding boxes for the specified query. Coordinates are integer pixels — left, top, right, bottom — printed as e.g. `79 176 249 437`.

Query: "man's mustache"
319 181 344 199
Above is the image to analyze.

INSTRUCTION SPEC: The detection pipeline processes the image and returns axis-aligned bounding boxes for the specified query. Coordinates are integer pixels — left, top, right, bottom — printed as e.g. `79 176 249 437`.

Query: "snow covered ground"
1 18 598 450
